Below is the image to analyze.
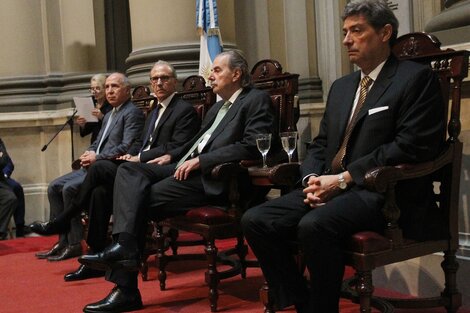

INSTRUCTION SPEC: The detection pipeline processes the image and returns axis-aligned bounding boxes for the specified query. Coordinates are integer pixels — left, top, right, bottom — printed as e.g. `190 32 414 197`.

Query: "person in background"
1 139 26 238
0 138 18 240
32 73 144 262
76 74 113 144
241 1 446 312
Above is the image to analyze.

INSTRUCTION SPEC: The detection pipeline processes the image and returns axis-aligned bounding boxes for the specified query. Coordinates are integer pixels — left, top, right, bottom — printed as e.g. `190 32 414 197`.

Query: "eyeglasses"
89 87 102 92
150 75 173 83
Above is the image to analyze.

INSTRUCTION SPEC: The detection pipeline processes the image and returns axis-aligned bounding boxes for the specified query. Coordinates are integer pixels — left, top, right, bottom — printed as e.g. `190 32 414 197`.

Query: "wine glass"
280 131 298 163
256 133 272 168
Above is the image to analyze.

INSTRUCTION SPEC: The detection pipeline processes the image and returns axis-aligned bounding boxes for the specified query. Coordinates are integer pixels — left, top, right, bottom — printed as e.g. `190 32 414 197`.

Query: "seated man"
31 73 145 261
78 50 275 313
241 1 446 312
31 60 200 281
1 139 26 238
0 138 18 240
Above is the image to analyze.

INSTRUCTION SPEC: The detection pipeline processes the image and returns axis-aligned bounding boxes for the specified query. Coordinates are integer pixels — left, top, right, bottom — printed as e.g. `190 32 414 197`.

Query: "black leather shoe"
78 242 140 271
48 243 82 261
35 242 65 259
83 286 143 313
64 264 105 281
29 219 66 236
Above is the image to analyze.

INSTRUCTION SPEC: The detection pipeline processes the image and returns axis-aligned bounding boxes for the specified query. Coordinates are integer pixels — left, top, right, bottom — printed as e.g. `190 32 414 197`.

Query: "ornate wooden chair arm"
364 145 453 193
210 161 247 180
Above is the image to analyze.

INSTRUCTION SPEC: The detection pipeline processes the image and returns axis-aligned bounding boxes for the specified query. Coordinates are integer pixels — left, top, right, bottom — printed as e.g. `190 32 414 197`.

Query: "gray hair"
90 73 107 87
342 0 399 47
218 50 252 88
152 60 177 79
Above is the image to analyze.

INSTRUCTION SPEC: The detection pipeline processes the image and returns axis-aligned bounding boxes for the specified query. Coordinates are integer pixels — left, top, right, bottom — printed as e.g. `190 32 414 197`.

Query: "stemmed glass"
280 131 298 163
256 133 272 168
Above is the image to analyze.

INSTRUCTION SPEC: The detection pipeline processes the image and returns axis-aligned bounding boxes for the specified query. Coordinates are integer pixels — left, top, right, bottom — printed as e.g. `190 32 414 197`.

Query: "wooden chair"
254 32 469 313
155 60 299 312
136 76 217 280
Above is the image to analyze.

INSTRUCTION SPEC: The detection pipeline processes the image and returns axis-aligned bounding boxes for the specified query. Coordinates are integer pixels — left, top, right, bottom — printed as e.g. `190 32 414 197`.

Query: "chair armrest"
211 162 247 180
364 145 453 192
247 162 300 188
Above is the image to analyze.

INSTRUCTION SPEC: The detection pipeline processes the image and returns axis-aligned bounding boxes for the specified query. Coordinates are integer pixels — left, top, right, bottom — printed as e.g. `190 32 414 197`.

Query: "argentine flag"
197 0 223 84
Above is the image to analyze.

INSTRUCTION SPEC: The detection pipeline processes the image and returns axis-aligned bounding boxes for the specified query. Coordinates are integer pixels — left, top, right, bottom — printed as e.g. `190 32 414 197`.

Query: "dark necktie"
331 76 373 173
140 104 161 152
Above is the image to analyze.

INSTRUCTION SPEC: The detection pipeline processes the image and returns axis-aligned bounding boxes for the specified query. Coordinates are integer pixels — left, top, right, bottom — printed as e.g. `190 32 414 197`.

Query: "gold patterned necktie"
331 76 373 173
176 100 231 168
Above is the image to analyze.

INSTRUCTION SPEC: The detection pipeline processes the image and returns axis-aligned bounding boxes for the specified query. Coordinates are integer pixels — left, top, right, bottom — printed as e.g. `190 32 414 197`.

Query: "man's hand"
174 157 200 181
147 154 171 165
80 150 97 168
117 154 139 162
303 172 352 208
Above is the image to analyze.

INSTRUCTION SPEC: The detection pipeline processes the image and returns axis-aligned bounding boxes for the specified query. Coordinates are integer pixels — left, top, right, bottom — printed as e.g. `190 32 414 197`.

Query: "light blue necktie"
96 109 116 154
176 101 231 168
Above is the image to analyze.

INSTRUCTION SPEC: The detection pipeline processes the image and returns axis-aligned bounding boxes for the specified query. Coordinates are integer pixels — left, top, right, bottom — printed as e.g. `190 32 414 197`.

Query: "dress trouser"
6 177 25 227
241 187 385 312
108 164 220 290
48 169 86 245
0 180 17 236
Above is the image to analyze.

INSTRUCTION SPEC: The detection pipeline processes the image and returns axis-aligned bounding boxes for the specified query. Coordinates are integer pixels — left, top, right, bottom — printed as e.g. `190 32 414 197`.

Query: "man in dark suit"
31 72 144 261
241 1 446 312
78 50 275 312
34 60 200 281
0 138 18 240
0 138 26 238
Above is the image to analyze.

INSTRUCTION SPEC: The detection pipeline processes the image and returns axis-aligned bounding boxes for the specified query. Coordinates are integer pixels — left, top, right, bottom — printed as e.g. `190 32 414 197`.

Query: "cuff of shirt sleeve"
302 173 318 187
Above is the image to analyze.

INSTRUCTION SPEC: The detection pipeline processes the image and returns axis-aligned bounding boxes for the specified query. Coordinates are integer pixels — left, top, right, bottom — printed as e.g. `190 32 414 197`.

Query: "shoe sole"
83 302 143 312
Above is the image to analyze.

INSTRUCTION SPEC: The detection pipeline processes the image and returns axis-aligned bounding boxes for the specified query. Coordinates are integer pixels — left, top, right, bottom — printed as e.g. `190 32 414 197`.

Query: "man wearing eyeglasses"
30 62 200 281
30 73 145 262
78 51 275 312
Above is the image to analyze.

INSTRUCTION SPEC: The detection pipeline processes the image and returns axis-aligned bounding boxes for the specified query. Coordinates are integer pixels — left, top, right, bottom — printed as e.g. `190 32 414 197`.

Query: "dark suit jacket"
169 87 275 196
0 138 11 182
89 99 145 160
301 56 446 240
128 96 200 162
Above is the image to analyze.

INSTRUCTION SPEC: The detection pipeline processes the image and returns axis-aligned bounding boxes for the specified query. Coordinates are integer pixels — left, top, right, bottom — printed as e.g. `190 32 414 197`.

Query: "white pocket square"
368 106 389 115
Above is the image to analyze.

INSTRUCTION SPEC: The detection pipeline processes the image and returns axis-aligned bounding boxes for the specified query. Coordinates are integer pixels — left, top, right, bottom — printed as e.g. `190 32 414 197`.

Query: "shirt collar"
361 59 386 81
157 92 176 109
228 88 243 105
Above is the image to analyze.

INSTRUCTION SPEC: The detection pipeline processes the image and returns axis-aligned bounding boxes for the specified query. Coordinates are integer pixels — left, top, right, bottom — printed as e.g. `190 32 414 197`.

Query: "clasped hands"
79 150 97 168
303 172 351 208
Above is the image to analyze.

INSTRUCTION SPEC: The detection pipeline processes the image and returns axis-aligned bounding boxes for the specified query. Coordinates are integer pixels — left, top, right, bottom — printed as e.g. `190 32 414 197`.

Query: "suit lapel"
355 57 397 122
337 73 361 138
150 98 175 144
203 89 246 149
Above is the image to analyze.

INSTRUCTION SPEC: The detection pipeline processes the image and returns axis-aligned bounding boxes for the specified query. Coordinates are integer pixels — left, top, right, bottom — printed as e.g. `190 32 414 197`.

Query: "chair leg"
140 258 149 281
168 228 179 255
236 235 248 279
441 249 462 313
205 238 219 312
259 281 276 313
156 224 168 290
355 270 374 313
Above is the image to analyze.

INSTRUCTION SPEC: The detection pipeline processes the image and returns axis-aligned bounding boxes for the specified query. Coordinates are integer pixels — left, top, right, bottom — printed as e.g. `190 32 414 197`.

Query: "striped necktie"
331 76 373 173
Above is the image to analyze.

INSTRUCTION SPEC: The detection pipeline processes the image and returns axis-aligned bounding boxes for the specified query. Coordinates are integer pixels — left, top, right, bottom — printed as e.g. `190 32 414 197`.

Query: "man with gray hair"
79 50 275 312
31 73 145 261
242 0 446 312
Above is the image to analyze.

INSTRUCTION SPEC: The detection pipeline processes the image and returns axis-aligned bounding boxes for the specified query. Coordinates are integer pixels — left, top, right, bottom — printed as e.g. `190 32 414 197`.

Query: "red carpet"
0 236 468 313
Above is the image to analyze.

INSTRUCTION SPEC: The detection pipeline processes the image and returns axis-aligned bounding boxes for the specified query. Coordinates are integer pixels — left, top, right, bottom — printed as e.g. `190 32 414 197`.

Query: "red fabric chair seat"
348 231 392 254
185 207 233 225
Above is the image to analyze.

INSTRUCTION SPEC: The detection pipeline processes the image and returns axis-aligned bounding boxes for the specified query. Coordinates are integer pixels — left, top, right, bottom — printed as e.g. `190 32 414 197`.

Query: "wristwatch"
338 173 348 190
